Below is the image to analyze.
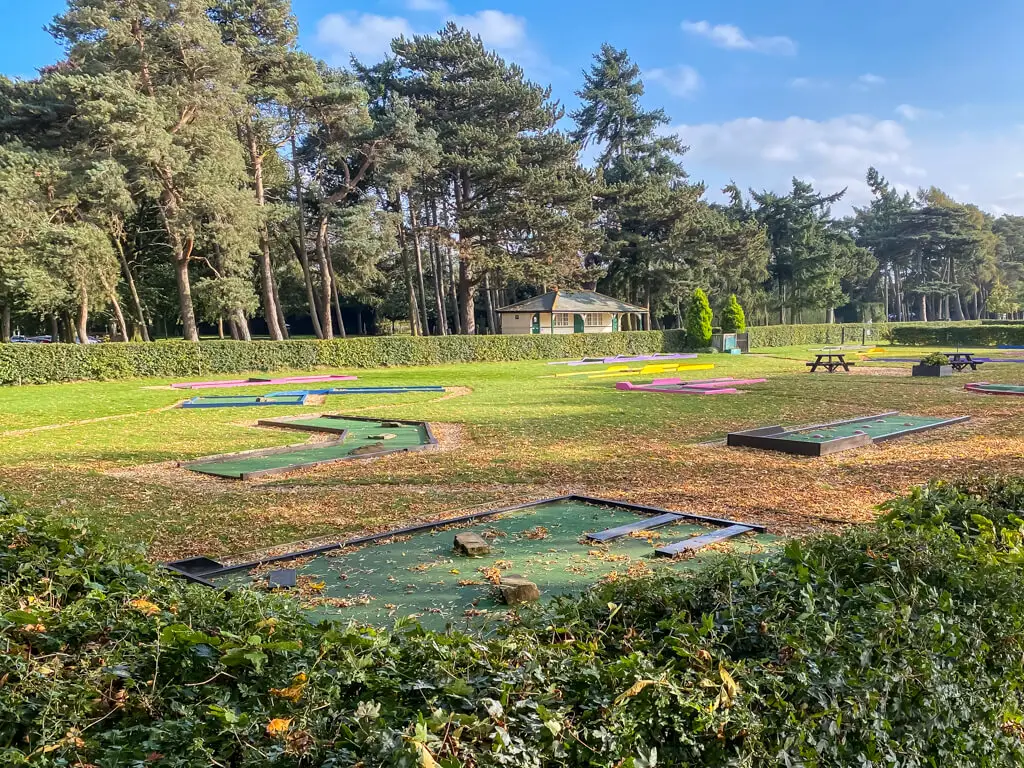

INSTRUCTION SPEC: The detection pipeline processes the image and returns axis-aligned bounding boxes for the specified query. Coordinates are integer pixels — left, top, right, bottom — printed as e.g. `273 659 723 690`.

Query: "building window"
583 313 603 326
514 314 520 320
552 313 571 327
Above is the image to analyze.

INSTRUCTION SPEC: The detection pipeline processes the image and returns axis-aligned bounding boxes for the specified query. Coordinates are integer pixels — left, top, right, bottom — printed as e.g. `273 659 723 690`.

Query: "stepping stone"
350 442 387 456
586 513 683 542
453 532 492 556
367 433 398 440
499 574 540 604
655 525 754 557
267 569 297 589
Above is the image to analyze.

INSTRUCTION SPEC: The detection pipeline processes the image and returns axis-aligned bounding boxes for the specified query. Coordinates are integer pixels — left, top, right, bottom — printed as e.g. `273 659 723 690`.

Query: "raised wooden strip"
655 524 754 557
586 513 683 542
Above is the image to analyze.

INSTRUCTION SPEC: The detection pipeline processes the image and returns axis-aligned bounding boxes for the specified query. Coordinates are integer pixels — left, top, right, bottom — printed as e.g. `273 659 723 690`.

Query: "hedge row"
890 324 1024 346
0 331 682 385
745 320 976 348
981 318 1024 325
4 477 1024 765
0 321 994 385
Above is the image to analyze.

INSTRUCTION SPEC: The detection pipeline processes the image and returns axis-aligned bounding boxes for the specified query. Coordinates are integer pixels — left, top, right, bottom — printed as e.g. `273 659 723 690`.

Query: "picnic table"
807 352 854 373
944 352 983 372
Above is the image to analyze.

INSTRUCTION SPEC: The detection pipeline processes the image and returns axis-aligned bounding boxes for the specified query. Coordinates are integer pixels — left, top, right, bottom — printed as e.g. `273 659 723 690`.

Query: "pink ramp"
172 374 357 390
616 377 767 395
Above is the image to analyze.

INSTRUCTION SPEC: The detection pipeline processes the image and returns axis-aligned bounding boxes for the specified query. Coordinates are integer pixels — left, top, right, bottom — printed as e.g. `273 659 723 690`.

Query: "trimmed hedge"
0 331 684 385
0 320 996 385
890 324 1024 347
981 319 1024 325
745 320 977 348
5 478 1024 765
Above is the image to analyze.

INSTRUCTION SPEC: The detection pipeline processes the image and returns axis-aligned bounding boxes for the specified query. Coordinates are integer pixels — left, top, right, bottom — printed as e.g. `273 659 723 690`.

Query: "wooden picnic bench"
807 353 854 373
944 352 983 372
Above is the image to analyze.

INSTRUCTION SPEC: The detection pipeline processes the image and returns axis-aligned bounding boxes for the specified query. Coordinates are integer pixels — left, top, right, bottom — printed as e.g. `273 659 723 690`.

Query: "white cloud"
853 73 886 90
895 104 942 121
406 0 449 10
646 66 702 98
449 10 527 50
316 13 412 63
788 76 830 89
681 20 796 55
670 114 1024 215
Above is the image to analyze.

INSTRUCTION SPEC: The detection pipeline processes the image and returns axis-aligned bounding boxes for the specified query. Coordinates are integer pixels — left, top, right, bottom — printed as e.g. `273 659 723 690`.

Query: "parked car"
25 335 52 343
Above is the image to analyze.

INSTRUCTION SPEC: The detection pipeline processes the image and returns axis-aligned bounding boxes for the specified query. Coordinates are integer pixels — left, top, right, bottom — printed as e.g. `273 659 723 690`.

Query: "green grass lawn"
1 345 1020 561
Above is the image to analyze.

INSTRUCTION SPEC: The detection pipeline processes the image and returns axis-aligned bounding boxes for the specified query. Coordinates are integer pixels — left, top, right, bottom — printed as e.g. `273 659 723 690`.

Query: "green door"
531 313 540 334
573 314 585 333
611 314 619 332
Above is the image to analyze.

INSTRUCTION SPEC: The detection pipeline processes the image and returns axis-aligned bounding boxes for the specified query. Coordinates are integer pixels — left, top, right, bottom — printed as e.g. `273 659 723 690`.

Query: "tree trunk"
49 314 60 342
396 201 421 336
483 272 497 334
314 213 333 339
246 126 283 340
447 248 461 334
234 308 251 341
76 284 89 344
290 238 323 339
114 239 150 341
1 302 10 342
100 274 129 342
919 294 928 323
173 245 199 341
217 316 225 340
270 268 289 339
324 252 346 338
290 120 321 339
408 200 431 336
458 258 476 335
428 199 447 335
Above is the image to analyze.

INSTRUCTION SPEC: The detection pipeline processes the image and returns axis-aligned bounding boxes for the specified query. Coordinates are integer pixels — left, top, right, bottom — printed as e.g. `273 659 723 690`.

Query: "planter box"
912 364 953 377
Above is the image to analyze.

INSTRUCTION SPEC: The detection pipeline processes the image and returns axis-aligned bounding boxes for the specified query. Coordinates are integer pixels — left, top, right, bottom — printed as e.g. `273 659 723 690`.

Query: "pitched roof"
496 290 648 314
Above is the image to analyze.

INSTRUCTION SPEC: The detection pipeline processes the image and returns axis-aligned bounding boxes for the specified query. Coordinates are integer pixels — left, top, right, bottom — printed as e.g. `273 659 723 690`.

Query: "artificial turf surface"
781 413 963 442
0 345 1021 562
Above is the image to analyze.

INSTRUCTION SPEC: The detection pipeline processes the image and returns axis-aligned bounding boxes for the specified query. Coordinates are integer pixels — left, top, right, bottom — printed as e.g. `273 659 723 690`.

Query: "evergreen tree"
721 294 746 333
685 287 713 347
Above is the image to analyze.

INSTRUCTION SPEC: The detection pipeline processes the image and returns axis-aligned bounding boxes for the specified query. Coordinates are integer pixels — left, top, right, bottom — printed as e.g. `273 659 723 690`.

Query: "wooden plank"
586 513 683 542
655 524 754 557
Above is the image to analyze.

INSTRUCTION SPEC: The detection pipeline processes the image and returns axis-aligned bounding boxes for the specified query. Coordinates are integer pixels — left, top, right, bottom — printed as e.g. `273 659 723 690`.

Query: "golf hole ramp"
180 414 437 479
165 495 767 628
728 412 970 456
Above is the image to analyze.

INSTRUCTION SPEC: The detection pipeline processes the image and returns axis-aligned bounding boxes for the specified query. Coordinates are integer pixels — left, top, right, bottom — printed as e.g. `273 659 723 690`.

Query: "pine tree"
721 294 746 333
686 288 713 347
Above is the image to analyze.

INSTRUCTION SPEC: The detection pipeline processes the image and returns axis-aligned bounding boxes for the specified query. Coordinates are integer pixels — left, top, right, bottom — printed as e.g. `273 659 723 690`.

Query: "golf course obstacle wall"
165 495 767 626
180 414 437 479
265 386 446 397
965 382 1024 397
548 353 697 366
172 374 357 390
616 376 767 395
180 394 311 409
727 412 970 456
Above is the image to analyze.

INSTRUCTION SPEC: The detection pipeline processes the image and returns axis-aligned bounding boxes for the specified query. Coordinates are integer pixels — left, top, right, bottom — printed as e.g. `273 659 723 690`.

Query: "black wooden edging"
164 494 766 585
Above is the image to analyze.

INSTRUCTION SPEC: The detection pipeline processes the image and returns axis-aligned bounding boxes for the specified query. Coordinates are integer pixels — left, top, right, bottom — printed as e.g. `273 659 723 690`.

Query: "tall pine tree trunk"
246 126 283 340
290 123 322 339
447 248 461 334
408 196 431 336
234 308 251 341
325 252 346 338
428 199 447 335
314 213 333 339
1 302 10 342
270 270 289 338
396 206 421 336
99 274 129 342
114 239 150 341
76 285 90 344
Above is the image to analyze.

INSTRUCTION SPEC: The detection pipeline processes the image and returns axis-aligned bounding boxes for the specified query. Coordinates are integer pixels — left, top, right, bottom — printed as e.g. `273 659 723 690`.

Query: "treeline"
0 2 1021 342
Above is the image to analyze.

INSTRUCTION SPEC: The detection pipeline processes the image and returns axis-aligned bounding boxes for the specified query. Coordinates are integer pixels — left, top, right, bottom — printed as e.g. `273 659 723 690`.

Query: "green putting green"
205 499 773 630
183 416 432 479
783 414 957 443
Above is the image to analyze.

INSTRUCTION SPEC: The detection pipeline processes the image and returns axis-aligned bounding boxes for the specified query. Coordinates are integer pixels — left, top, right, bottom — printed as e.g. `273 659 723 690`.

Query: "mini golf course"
172 374 357 390
616 376 767 395
181 415 436 479
180 394 311 409
965 382 1024 397
166 496 768 628
728 412 970 456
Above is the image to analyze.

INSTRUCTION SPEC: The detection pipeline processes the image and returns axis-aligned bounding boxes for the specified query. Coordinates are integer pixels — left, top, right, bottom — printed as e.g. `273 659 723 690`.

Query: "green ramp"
181 415 436 480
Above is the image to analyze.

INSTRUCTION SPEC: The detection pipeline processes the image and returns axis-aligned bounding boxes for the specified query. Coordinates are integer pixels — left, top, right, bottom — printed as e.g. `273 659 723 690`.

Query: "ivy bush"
4 477 1024 765
920 352 951 366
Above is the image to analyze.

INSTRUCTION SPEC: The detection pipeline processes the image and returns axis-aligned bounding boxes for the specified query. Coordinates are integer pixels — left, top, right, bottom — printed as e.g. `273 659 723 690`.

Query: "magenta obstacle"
171 374 358 390
616 377 767 395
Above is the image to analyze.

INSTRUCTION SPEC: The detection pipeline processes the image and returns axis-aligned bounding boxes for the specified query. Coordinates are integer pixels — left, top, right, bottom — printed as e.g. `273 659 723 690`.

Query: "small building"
496 290 649 335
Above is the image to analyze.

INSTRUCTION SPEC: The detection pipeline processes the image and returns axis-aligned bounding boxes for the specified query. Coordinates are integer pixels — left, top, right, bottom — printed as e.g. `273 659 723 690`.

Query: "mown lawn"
0 345 1020 560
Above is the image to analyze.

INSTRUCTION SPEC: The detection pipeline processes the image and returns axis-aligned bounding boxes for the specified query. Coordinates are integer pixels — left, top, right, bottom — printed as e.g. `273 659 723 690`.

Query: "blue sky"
6 0 1024 214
